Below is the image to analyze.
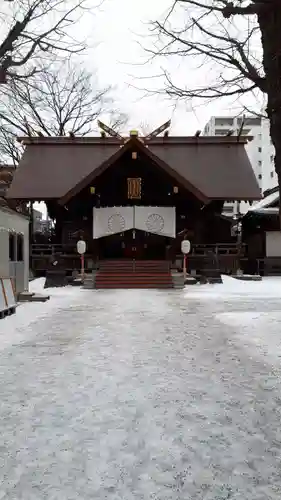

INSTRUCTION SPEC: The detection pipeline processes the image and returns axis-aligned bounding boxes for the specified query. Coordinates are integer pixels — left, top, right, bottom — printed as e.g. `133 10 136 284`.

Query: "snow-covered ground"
0 277 281 499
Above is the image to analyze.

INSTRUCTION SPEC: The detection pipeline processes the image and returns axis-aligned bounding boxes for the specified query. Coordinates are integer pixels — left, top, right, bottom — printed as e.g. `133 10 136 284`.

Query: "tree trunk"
258 5 281 227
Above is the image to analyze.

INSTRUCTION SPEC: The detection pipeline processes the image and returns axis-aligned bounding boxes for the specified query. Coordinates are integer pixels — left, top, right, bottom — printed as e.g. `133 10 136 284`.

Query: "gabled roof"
149 141 260 200
59 137 207 205
7 135 262 202
7 138 121 201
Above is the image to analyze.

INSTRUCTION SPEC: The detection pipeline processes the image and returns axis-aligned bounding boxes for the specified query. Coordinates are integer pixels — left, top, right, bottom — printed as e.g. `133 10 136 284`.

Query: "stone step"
184 277 197 285
18 291 35 302
72 278 83 286
96 274 173 280
30 294 50 302
95 283 174 290
83 283 95 289
233 274 262 281
18 291 50 302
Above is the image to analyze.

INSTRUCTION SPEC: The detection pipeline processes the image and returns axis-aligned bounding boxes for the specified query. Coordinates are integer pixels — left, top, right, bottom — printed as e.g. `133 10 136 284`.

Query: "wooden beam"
97 120 123 140
145 120 171 140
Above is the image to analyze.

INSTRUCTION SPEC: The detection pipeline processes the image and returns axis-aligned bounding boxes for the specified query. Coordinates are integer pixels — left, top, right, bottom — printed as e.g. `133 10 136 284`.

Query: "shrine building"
7 126 261 283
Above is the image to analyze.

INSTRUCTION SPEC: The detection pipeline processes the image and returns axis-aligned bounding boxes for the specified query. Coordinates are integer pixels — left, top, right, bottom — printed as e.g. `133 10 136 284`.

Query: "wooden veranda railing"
31 243 74 256
189 243 245 255
30 242 246 274
31 242 245 257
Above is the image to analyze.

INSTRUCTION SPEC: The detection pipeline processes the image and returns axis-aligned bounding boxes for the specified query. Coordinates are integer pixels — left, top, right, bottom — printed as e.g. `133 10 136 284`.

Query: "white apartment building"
248 117 277 194
203 115 277 214
33 208 52 233
203 115 261 138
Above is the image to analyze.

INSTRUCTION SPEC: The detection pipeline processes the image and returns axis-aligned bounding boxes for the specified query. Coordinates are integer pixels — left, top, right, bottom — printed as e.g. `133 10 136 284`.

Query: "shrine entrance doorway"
98 229 169 260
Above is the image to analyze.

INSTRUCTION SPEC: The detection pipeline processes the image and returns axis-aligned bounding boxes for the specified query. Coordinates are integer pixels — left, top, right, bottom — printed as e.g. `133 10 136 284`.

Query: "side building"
242 185 280 275
246 116 277 194
0 165 29 294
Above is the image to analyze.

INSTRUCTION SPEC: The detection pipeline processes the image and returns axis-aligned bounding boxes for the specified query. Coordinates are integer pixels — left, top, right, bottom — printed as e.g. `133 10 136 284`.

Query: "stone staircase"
93 260 174 289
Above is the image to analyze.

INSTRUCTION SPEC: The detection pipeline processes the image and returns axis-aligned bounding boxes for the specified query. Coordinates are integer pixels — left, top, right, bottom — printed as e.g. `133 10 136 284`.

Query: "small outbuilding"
0 166 29 294
242 186 281 275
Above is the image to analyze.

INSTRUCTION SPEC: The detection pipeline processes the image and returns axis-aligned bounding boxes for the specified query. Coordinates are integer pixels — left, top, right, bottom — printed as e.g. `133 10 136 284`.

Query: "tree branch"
0 61 128 163
141 0 264 107
0 0 89 79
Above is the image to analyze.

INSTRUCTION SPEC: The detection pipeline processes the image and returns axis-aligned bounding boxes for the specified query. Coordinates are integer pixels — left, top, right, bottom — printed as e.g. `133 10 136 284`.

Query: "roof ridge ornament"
97 120 123 141
97 119 171 142
145 120 171 140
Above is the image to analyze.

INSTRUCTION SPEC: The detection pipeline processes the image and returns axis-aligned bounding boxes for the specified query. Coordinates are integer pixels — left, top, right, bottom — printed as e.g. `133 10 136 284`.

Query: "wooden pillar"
195 215 205 244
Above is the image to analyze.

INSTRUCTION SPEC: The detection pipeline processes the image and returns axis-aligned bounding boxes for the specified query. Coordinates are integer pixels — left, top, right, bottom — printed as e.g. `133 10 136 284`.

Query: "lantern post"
181 240 191 281
77 240 86 280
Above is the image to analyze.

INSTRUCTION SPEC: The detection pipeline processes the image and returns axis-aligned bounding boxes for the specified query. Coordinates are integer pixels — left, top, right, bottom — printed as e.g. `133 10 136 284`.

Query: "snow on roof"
249 190 279 211
251 207 279 215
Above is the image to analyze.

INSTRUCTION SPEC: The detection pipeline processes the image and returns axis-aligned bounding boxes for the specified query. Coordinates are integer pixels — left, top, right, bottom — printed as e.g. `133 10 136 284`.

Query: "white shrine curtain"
134 206 175 238
93 207 134 239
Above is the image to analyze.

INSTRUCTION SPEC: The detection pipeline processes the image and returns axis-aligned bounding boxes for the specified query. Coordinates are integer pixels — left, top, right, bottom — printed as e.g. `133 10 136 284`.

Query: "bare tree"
147 2 264 102
0 62 128 164
0 0 91 82
148 1 281 222
139 121 152 136
106 110 129 133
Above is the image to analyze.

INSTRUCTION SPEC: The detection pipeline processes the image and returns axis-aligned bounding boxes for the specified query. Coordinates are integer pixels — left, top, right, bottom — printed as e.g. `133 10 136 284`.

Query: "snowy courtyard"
1 277 281 499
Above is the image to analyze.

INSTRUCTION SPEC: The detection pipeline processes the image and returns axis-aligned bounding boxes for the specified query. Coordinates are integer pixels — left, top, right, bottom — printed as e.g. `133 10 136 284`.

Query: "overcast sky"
76 0 260 135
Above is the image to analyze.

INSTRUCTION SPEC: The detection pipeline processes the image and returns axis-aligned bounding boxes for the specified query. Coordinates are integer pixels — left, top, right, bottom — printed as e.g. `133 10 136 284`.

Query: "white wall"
0 207 29 293
232 116 276 195
245 132 263 188
266 232 281 257
259 118 277 193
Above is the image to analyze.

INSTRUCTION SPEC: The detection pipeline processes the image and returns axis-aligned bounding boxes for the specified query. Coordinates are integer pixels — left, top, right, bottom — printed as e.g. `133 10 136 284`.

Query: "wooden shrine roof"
7 135 261 202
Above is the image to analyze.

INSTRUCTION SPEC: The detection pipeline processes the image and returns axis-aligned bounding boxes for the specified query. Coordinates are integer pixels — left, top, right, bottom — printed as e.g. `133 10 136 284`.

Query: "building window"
258 134 262 140
258 147 262 152
244 117 261 126
271 154 275 162
17 234 24 262
215 117 233 126
9 233 16 261
258 174 262 180
258 160 262 166
241 129 251 136
270 171 274 178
